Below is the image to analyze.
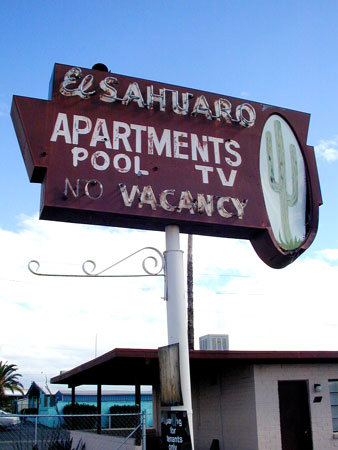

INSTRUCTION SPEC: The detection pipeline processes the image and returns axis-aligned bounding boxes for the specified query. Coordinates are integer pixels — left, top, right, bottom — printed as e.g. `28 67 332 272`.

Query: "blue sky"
1 0 338 387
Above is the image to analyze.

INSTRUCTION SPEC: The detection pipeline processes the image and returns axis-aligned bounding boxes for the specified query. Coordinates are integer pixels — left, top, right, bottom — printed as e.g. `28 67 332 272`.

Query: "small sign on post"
161 410 193 450
159 345 193 448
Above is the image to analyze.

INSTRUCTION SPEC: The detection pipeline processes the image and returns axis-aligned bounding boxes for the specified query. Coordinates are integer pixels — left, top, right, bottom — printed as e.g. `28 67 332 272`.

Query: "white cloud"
315 137 338 162
318 249 338 261
1 215 338 387
191 236 338 351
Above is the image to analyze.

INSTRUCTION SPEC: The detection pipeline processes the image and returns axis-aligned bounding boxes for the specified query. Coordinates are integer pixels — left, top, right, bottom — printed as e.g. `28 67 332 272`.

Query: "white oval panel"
259 115 307 250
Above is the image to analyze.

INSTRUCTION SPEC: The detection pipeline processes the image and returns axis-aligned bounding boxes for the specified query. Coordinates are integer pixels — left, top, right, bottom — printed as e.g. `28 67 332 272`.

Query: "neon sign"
11 63 322 268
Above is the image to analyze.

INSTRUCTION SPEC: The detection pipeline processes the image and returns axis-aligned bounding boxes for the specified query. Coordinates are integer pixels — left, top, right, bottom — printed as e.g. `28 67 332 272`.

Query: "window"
329 380 338 431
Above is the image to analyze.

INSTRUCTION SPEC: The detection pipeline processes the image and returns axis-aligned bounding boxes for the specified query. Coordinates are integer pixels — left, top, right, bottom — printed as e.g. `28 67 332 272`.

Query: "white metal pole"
164 225 194 449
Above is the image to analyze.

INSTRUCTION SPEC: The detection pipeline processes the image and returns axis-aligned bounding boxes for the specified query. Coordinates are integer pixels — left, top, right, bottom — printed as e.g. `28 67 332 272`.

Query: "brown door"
278 381 313 450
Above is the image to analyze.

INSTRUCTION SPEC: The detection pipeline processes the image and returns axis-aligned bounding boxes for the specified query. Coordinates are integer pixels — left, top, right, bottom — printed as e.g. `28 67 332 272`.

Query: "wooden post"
135 382 141 445
97 384 102 434
135 382 141 412
71 386 75 406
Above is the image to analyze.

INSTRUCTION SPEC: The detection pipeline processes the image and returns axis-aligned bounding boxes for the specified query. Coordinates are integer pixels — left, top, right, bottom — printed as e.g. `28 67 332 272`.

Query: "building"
51 348 338 450
199 334 229 351
24 381 153 427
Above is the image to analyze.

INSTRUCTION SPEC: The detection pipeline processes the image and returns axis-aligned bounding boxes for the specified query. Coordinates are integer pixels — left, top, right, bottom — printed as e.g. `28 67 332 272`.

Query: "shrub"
21 408 38 415
62 404 98 415
62 403 98 430
109 405 139 428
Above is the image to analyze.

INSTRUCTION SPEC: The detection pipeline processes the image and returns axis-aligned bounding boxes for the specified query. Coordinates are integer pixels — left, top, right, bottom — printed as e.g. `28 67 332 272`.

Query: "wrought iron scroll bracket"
28 247 165 278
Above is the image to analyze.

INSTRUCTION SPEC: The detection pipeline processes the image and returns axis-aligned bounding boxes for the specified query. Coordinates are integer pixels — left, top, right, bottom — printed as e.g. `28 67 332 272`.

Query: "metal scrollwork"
28 247 165 278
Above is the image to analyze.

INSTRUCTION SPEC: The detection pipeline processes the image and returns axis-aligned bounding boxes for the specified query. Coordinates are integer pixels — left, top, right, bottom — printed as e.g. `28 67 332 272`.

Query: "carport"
51 348 159 430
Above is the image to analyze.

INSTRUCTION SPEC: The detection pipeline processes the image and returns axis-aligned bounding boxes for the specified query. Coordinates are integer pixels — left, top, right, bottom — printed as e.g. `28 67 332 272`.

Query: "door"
278 381 313 450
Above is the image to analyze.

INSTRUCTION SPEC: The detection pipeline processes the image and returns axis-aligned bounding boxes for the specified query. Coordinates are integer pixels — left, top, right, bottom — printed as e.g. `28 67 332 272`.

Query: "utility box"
199 334 229 351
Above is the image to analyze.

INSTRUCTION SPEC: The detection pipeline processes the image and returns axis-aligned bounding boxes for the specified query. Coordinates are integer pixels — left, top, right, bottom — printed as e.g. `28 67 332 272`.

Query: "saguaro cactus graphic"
266 119 300 250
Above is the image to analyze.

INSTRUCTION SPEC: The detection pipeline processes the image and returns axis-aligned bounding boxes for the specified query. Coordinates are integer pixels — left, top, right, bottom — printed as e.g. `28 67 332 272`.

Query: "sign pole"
164 225 194 448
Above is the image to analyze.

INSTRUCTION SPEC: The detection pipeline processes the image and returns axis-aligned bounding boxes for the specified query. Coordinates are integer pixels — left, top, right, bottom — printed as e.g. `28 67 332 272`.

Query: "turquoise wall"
29 390 153 428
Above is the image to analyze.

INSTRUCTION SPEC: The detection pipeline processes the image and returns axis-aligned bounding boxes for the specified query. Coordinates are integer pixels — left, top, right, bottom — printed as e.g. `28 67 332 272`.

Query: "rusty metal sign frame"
11 63 322 268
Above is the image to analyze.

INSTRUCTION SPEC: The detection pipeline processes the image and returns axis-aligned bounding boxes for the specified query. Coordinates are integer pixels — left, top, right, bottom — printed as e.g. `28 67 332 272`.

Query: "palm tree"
0 361 24 397
187 234 194 350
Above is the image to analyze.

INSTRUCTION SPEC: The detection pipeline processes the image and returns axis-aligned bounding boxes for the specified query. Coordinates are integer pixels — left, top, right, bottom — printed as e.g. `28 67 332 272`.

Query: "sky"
1 0 338 389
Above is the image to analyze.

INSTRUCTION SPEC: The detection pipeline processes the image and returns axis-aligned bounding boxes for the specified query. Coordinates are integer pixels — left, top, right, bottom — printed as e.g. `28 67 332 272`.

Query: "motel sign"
11 64 322 268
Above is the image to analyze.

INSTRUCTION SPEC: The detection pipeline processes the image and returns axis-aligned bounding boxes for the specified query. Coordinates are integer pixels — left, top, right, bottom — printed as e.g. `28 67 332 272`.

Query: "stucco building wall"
190 362 338 450
254 363 338 450
192 365 259 450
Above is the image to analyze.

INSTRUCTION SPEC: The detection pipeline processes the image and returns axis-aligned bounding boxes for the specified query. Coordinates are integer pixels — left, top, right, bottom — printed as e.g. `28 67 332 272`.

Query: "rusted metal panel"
158 344 183 407
11 63 322 268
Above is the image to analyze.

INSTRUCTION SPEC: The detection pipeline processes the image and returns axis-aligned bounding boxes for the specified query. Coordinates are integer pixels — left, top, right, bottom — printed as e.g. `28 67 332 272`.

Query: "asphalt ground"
0 421 69 449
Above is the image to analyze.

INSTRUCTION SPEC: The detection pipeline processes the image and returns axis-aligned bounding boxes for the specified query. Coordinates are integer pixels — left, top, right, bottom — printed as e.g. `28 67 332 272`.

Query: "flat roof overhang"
50 348 338 388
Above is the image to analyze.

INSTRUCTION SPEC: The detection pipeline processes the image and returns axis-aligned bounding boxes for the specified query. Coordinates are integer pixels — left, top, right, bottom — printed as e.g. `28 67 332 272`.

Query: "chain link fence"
0 411 146 450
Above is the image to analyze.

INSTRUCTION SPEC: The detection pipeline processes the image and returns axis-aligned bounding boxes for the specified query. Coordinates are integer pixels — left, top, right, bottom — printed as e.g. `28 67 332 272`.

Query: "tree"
187 234 194 350
0 361 24 398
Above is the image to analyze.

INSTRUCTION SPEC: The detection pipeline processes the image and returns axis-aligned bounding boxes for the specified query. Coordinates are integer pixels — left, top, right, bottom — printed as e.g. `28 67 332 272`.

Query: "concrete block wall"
192 365 259 450
192 370 224 450
254 363 338 450
220 365 259 450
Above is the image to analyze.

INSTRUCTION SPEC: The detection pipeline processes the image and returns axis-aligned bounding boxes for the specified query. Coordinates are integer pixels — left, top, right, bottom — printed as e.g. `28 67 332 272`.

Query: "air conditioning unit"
199 334 229 351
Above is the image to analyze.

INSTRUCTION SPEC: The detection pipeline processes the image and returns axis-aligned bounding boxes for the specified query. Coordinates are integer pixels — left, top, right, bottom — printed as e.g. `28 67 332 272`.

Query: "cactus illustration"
266 120 301 250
